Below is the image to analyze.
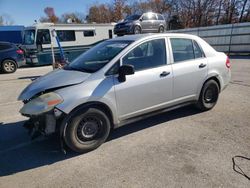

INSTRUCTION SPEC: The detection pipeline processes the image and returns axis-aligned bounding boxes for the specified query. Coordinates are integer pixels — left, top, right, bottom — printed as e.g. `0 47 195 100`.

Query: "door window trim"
168 37 206 64
120 37 169 72
192 40 206 59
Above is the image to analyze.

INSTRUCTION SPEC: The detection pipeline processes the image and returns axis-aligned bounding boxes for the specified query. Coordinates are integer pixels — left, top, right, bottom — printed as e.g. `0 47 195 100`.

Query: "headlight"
20 92 63 115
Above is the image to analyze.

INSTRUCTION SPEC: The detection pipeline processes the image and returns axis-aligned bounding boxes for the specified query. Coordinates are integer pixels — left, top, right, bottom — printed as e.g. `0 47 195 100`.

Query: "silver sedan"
19 33 231 153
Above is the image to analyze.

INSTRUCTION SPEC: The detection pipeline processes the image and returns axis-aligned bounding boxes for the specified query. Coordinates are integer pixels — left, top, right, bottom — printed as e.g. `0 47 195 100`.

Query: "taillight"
16 49 24 54
226 56 231 68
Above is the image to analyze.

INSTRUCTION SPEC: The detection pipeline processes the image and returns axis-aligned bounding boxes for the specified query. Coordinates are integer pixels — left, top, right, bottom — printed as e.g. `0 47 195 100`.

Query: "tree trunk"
216 0 223 25
239 0 248 22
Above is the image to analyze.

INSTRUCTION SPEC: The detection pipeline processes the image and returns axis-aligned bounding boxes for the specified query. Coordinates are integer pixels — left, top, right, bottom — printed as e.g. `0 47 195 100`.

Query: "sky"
0 0 110 26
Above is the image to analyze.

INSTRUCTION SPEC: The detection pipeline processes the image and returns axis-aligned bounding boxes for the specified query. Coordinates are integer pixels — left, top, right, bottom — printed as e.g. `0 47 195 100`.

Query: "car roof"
109 33 200 42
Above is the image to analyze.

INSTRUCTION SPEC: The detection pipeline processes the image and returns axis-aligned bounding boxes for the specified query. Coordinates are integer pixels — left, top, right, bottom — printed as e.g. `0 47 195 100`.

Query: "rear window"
0 44 12 50
56 30 75 42
157 14 165 20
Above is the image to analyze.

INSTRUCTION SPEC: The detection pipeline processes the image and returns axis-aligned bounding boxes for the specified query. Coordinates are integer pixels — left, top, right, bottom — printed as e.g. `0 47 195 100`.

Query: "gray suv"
19 34 231 153
114 12 166 36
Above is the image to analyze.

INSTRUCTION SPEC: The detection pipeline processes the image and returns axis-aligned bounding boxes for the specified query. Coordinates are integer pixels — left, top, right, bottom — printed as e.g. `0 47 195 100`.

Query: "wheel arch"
1 58 17 67
199 75 221 97
133 24 142 30
64 101 115 128
204 76 221 92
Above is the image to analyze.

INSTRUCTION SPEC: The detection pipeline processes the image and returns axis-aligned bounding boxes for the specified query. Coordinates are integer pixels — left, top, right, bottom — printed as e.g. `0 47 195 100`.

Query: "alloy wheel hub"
4 62 14 72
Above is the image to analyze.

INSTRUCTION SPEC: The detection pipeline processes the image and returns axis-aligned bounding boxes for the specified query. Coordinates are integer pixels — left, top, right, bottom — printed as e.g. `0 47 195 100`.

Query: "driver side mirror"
118 64 135 82
139 18 143 22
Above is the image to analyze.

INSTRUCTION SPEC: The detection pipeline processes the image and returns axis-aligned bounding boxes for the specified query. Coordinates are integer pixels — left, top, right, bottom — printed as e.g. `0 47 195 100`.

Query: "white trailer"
23 23 115 65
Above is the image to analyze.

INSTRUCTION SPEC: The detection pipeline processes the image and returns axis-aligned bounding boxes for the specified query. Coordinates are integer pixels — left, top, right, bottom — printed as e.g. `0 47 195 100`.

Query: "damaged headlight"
20 92 63 115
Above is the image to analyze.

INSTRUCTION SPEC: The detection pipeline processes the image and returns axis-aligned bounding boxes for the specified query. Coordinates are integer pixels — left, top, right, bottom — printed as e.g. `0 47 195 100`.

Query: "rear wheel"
64 107 111 153
196 80 219 111
134 26 141 34
158 26 164 33
1 60 17 73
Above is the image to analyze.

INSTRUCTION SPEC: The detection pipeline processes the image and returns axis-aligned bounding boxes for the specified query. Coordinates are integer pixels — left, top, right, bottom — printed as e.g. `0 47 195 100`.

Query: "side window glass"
151 14 157 20
158 15 164 20
37 29 51 44
142 14 149 20
123 39 166 71
83 30 95 37
170 38 195 63
0 44 11 50
193 40 204 58
143 13 157 20
56 30 75 42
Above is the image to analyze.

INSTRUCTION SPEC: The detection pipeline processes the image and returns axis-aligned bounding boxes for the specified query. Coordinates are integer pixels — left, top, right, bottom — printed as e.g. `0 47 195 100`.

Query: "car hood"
18 69 91 100
116 20 132 25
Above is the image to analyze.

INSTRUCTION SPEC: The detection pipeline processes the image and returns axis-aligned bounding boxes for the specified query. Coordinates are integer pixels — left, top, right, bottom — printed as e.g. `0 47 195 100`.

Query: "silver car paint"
19 33 231 127
18 69 91 100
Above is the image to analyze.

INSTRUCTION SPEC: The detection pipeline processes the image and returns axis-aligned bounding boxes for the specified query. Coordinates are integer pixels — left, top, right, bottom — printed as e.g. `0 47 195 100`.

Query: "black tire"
64 107 111 153
158 26 164 33
134 26 141 34
1 59 17 73
196 80 219 111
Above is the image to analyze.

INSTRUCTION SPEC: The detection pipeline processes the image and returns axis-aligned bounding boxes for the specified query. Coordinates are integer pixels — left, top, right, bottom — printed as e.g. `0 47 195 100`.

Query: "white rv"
23 23 115 65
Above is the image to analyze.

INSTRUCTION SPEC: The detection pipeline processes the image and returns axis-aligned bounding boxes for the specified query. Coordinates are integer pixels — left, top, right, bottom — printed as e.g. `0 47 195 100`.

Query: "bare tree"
61 12 85 23
239 0 248 22
113 0 126 22
40 7 59 23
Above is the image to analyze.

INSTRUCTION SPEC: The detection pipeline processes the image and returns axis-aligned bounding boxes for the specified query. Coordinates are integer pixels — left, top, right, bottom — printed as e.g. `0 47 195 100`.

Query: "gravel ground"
0 59 249 188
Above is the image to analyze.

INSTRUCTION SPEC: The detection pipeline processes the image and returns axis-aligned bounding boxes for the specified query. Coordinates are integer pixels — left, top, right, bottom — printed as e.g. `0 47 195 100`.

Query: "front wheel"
64 107 111 153
134 26 141 34
196 80 219 111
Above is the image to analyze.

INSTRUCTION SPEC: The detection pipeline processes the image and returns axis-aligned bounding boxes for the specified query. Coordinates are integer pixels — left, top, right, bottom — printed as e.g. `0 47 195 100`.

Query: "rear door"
114 38 173 120
141 13 157 32
169 37 208 101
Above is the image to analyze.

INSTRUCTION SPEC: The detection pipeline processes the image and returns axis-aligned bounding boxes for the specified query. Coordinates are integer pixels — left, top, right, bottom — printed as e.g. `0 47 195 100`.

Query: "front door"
114 38 173 121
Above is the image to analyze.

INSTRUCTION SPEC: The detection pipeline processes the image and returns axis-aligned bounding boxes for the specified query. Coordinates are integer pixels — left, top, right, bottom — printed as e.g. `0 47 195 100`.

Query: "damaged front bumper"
22 108 65 139
19 92 65 138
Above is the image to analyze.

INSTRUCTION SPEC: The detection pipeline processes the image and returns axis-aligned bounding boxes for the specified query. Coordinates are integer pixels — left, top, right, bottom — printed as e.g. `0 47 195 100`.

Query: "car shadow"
0 106 201 176
18 76 41 81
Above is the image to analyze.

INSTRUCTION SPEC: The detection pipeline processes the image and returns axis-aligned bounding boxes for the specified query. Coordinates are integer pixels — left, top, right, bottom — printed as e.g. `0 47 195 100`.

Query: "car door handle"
160 71 170 77
199 63 207 68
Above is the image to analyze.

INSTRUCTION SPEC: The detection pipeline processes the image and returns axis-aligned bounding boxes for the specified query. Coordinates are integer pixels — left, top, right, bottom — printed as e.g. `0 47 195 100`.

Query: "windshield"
24 29 35 45
125 15 141 21
64 40 131 73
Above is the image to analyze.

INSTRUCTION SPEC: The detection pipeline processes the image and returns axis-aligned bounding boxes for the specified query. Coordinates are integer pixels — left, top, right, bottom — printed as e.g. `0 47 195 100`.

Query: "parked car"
0 42 25 73
19 33 231 153
114 12 166 36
